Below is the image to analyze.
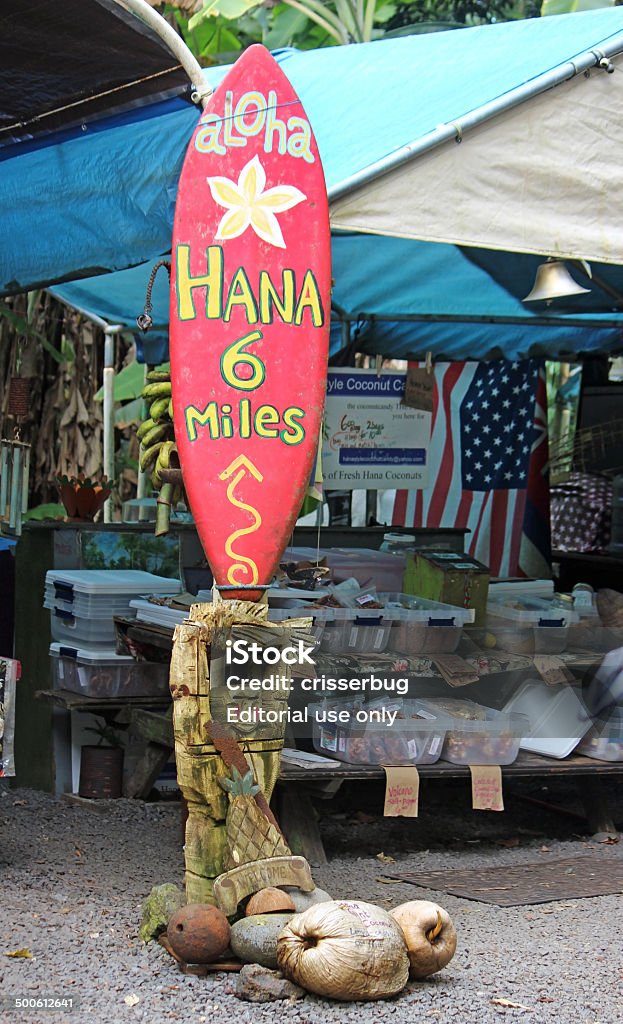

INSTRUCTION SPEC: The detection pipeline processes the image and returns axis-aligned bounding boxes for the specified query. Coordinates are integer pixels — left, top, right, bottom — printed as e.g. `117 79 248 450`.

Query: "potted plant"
78 720 125 799
56 473 111 521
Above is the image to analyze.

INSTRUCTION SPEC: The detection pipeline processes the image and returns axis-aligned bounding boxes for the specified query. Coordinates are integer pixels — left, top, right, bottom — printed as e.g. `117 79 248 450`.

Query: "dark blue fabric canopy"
3 8 623 359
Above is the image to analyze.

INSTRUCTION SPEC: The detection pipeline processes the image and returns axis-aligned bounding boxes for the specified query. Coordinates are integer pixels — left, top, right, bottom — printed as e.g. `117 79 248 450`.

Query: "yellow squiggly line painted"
219 455 264 586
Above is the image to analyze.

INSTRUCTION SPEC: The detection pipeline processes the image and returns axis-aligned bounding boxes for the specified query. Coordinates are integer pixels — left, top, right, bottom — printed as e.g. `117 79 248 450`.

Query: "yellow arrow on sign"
219 454 264 585
218 454 264 483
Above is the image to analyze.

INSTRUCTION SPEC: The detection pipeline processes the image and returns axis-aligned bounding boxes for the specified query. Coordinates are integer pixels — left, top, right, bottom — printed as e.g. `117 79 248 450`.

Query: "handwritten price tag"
383 766 420 817
470 765 504 811
533 655 574 686
403 366 434 413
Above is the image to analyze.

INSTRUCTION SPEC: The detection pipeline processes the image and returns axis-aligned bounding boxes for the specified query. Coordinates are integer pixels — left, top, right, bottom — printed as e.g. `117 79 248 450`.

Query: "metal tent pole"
115 0 212 108
102 326 124 523
328 37 623 203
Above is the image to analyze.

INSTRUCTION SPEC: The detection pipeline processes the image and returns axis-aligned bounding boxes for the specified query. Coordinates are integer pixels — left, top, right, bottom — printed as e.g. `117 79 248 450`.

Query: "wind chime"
0 375 32 536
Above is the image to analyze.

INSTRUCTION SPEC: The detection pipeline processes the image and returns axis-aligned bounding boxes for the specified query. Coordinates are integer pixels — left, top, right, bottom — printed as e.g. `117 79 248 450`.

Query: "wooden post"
170 600 314 903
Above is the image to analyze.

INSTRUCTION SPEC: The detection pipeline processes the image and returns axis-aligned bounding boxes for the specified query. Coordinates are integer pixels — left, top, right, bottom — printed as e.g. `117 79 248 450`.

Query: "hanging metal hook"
136 259 171 332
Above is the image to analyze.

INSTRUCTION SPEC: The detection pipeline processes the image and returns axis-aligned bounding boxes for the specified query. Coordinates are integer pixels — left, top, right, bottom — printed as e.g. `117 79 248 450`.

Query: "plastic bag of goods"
276 900 409 1000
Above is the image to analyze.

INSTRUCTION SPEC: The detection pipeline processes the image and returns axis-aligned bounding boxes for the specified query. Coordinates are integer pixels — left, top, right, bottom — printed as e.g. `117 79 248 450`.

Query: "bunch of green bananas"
137 365 183 534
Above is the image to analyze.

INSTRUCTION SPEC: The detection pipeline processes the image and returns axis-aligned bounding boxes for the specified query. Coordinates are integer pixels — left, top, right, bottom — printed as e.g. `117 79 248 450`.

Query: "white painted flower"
207 154 306 249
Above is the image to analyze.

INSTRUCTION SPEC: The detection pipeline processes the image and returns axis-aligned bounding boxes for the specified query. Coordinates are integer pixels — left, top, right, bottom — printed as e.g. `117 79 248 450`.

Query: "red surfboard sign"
170 45 331 599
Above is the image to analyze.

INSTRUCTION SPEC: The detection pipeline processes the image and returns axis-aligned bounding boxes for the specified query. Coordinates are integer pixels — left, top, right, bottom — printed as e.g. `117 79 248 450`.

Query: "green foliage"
177 0 542 58
0 302 65 364
541 0 615 13
22 503 65 521
94 359 145 403
84 719 125 748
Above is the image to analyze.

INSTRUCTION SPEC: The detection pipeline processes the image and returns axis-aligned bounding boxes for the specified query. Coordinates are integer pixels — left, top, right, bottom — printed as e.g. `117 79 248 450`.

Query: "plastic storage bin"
129 598 191 629
45 569 181 618
576 707 623 762
312 699 447 765
322 548 406 593
50 610 119 646
319 607 395 654
381 593 474 655
486 594 578 654
49 643 170 698
415 697 528 765
45 569 182 646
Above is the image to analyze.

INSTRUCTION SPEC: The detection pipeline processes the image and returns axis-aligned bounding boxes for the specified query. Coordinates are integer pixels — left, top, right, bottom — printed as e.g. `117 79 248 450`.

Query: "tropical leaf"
541 0 614 12
0 305 64 364
189 0 260 29
94 360 145 403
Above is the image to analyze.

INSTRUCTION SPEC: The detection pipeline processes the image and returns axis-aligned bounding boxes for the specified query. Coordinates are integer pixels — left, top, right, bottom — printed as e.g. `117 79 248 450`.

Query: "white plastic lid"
45 570 182 595
502 680 590 758
49 641 134 664
487 594 578 626
381 593 475 624
383 533 416 545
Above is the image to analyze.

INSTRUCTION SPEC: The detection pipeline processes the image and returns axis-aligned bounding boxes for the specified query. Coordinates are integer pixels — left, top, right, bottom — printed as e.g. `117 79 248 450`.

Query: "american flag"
393 360 551 578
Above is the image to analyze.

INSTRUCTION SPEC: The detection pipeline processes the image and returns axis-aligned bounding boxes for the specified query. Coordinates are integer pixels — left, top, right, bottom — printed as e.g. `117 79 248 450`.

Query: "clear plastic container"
382 593 474 655
129 598 191 629
311 699 446 765
486 594 578 654
323 548 406 593
380 533 416 554
319 607 395 654
49 643 170 698
45 587 180 620
50 609 119 646
44 570 181 618
415 697 528 765
576 707 623 762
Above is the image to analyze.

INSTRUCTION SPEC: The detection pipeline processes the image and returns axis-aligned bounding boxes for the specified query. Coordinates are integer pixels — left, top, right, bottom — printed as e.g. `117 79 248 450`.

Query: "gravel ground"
1 777 622 1024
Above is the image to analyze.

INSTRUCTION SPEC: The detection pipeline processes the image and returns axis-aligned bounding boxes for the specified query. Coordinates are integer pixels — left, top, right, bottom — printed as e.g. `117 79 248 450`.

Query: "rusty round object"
8 377 32 419
246 887 296 917
167 903 231 965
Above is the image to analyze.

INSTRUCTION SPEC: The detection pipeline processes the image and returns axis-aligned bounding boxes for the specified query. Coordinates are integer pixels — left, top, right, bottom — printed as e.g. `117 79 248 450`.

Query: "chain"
136 259 172 332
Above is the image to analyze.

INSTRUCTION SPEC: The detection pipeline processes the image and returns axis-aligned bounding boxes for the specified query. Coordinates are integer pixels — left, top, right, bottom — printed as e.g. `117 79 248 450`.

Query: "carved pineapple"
218 767 290 870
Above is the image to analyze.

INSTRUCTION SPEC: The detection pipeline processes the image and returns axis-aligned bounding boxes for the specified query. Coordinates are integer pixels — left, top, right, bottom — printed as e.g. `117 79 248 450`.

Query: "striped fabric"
392 360 550 578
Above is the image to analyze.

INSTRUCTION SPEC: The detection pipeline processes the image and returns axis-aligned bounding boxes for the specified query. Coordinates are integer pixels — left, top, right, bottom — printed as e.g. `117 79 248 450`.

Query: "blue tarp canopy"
4 8 623 360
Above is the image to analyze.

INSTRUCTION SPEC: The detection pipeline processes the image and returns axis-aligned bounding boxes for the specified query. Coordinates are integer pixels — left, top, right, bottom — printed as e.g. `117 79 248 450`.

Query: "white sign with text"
322 368 431 490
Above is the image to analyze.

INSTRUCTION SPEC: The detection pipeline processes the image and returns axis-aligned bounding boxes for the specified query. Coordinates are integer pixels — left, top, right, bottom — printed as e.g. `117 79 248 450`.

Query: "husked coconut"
390 900 457 979
277 900 409 1001
246 888 296 916
166 903 230 964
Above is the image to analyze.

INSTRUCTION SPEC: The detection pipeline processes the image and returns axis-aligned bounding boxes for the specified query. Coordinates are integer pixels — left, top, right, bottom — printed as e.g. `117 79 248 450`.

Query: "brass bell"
523 259 590 303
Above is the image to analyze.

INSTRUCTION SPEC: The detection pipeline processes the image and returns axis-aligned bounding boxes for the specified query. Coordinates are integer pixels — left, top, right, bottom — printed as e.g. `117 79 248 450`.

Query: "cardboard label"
383 765 420 817
533 655 574 687
470 765 504 811
403 366 434 412
433 654 479 688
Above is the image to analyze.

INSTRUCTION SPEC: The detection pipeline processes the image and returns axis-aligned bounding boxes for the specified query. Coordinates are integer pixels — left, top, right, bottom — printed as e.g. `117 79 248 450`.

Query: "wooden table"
107 614 623 861
121 704 623 865
35 688 172 800
36 687 622 864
